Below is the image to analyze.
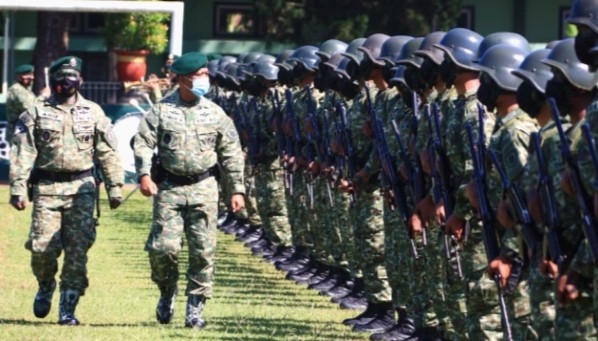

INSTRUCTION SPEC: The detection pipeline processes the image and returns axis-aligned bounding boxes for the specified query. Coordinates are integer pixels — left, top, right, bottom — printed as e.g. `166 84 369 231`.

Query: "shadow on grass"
0 318 56 326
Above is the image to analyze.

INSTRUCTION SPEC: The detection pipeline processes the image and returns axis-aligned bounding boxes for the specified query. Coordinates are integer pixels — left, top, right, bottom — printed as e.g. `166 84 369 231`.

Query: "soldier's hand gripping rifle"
549 98 598 262
531 132 565 272
365 86 418 258
487 149 542 263
466 105 516 341
429 103 463 277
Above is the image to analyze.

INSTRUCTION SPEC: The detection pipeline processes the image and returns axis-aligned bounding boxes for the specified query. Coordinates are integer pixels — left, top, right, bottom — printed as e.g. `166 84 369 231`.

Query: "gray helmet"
275 49 295 69
413 31 446 66
256 54 276 64
219 62 240 86
475 44 528 92
373 35 414 66
288 45 320 71
476 32 530 62
340 37 367 65
389 65 408 88
315 39 348 61
568 0 598 34
253 61 279 81
395 37 425 68
335 56 355 80
434 28 483 71
357 33 391 62
541 38 595 91
242 52 263 65
511 49 553 92
207 59 220 78
323 52 345 70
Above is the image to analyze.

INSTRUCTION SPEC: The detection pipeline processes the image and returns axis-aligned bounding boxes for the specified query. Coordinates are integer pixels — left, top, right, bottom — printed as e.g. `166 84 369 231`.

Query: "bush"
101 12 170 54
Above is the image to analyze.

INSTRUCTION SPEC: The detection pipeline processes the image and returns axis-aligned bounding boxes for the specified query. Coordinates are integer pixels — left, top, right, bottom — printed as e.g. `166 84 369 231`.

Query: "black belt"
35 168 93 182
163 167 215 186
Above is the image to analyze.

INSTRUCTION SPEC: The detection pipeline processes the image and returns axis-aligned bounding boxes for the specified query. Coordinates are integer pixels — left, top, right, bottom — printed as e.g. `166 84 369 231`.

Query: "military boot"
342 301 377 326
33 279 56 318
353 301 395 333
156 286 178 324
185 295 207 329
369 308 417 341
58 289 80 325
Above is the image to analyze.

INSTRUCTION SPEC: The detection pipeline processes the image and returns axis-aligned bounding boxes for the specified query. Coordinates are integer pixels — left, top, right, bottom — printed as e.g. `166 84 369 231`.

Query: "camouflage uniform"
6 81 38 144
557 119 597 339
443 89 496 340
9 94 124 294
134 92 244 298
487 108 537 339
251 88 292 246
345 84 391 304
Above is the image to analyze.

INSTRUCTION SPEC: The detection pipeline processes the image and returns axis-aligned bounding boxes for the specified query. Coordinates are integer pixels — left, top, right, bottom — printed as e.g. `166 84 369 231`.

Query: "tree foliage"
255 0 463 44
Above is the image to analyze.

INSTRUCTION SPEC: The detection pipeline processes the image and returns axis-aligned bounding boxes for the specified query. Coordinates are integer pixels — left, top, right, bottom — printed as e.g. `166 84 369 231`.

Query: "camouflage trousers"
311 176 342 266
146 180 219 298
238 170 263 226
254 163 292 247
555 285 596 339
527 264 556 340
286 171 312 249
382 207 410 310
333 185 354 274
26 193 96 294
350 185 391 303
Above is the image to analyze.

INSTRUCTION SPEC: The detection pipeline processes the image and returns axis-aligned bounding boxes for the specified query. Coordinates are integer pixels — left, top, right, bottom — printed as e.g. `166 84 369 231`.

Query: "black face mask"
50 73 81 98
477 74 502 112
400 85 420 110
440 58 457 88
575 28 598 71
339 78 359 99
382 65 394 84
545 77 576 115
516 80 545 118
404 65 427 95
420 58 440 89
358 59 374 80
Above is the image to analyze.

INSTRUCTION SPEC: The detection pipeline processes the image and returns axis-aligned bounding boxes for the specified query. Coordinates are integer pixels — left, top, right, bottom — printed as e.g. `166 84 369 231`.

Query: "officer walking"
9 56 124 325
134 52 245 329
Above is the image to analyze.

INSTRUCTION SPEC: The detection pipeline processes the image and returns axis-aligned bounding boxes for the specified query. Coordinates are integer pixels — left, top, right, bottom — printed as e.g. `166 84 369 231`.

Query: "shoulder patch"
226 129 238 139
14 120 28 135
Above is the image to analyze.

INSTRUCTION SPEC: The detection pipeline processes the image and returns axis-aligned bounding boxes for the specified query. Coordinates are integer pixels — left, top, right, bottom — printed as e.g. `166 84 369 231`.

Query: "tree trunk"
32 12 73 94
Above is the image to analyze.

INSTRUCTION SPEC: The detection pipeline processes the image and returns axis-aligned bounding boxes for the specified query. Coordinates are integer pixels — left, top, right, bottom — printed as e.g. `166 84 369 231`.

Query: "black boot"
264 245 295 263
275 247 310 271
286 261 320 284
185 295 207 329
338 290 367 310
236 226 262 243
353 302 395 333
370 308 417 341
33 279 56 318
309 268 341 291
342 301 377 326
58 289 81 325
322 271 354 297
156 286 178 324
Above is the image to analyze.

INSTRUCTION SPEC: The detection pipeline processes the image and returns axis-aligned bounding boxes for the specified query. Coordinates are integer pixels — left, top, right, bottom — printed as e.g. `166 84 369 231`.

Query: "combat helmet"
395 37 426 68
315 39 348 62
475 32 531 62
434 28 483 71
340 37 367 65
568 0 598 34
288 45 320 72
413 31 447 66
253 61 279 81
476 44 528 92
512 49 553 93
373 35 414 67
541 38 594 91
358 33 391 62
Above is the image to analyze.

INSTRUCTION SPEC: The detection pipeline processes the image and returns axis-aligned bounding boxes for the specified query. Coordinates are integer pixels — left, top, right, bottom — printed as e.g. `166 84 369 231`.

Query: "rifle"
365 86 418 257
304 86 320 208
337 101 357 206
428 104 463 277
270 89 291 190
487 149 542 262
531 132 565 271
549 98 598 262
322 108 335 206
284 89 303 196
466 104 515 341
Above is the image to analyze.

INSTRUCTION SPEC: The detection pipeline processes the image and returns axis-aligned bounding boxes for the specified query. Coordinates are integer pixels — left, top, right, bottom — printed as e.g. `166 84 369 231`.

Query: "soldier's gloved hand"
109 197 123 210
446 214 465 241
10 195 26 211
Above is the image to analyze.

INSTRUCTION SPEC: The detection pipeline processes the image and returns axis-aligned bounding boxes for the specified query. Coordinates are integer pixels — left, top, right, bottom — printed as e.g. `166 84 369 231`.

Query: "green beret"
207 53 222 61
49 56 82 74
15 64 34 75
171 52 208 75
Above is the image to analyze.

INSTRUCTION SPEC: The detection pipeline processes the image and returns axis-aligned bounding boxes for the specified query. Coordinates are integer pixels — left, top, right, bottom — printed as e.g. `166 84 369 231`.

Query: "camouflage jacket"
9 93 124 197
134 92 245 196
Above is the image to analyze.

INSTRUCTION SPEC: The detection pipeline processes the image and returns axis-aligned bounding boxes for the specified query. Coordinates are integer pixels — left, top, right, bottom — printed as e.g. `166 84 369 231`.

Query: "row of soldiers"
202 1 598 340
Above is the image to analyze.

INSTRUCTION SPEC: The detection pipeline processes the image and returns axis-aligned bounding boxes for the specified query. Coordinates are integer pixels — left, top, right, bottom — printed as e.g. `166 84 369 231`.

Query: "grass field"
0 186 370 341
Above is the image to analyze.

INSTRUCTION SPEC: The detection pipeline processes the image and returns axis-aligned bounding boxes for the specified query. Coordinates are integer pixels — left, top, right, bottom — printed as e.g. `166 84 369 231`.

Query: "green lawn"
0 186 369 341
